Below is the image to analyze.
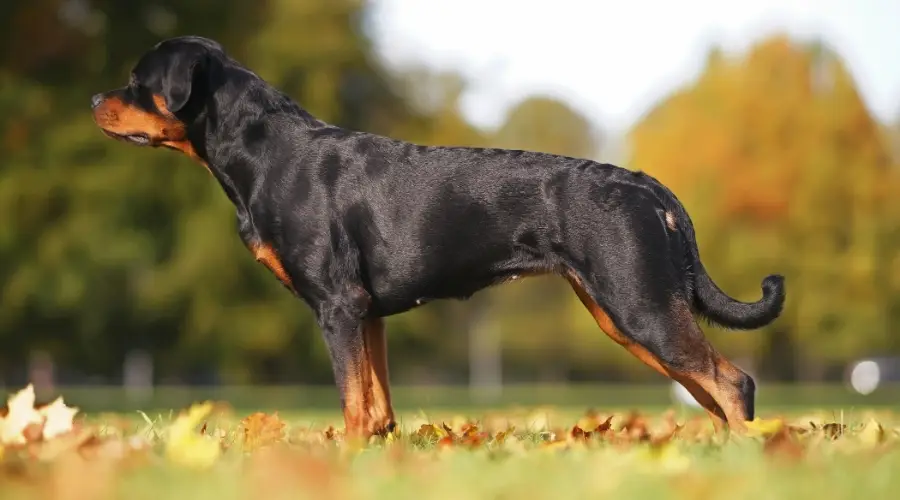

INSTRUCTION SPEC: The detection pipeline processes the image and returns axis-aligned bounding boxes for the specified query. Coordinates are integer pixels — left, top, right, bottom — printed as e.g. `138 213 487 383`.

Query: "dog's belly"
363 246 552 317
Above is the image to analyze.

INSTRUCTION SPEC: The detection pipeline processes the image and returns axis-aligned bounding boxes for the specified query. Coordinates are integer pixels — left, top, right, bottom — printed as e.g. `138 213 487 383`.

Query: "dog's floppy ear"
161 49 208 113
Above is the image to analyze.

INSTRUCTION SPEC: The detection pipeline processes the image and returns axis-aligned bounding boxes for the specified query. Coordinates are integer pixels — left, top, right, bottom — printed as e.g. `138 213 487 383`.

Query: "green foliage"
1 4 898 384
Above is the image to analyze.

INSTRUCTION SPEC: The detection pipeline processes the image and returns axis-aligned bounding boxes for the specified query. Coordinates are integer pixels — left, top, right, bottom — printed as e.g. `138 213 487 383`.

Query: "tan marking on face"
92 93 210 173
92 95 184 142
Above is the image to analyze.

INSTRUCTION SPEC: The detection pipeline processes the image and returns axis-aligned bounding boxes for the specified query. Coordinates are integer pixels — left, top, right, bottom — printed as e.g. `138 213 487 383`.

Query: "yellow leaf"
1 384 43 445
857 418 885 447
745 417 784 437
384 425 400 445
416 423 447 440
164 401 221 469
38 396 79 440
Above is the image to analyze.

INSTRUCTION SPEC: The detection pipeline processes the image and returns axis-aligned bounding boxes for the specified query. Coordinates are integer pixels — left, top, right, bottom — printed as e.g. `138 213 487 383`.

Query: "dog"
91 36 785 438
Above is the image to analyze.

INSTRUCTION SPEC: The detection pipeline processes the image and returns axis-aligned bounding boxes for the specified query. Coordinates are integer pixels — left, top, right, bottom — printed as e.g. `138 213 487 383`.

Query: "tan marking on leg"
362 317 395 436
341 355 371 439
249 242 296 292
693 357 752 431
674 377 727 432
566 274 729 430
667 299 750 431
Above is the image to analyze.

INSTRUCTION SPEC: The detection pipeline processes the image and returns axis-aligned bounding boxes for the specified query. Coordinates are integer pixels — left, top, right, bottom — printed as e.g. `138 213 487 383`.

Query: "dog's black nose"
91 93 104 109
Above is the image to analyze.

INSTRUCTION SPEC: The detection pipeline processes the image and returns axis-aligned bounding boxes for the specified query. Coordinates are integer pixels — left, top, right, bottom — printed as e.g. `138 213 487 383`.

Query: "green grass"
51 382 900 413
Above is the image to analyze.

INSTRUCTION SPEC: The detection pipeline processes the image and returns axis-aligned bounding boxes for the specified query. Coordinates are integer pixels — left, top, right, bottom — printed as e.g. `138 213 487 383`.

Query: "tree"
630 36 900 380
492 96 600 160
0 0 458 384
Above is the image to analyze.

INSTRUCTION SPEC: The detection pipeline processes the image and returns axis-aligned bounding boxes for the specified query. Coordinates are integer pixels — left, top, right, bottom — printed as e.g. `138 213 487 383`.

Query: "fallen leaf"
241 412 287 453
857 418 885 448
39 397 80 440
417 423 446 441
650 424 682 447
594 416 614 434
618 412 650 441
493 426 516 444
0 384 44 445
164 401 221 469
745 417 784 438
821 423 846 440
570 425 589 441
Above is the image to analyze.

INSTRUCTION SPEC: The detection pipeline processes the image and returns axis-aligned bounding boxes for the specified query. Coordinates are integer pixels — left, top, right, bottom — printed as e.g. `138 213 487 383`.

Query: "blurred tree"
630 36 900 380
0 0 271 383
0 0 470 384
476 97 632 384
493 96 600 160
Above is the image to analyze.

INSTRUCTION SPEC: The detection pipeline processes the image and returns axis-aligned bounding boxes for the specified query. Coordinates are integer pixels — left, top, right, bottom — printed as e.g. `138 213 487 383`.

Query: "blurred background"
2 0 900 414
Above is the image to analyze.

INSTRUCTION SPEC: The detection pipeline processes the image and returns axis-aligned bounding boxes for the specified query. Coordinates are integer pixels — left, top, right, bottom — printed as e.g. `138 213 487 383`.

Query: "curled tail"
692 261 785 330
672 206 786 330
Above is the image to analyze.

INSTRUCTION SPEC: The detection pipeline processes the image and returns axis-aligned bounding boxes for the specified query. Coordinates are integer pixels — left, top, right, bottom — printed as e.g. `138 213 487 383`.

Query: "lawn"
1 385 898 499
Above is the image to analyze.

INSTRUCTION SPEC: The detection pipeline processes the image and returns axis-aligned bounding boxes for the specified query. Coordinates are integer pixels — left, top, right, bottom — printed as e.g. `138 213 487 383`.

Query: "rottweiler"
91 36 785 438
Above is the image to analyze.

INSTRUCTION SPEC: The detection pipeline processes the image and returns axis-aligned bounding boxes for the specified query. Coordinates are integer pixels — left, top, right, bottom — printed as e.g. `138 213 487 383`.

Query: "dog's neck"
180 72 329 228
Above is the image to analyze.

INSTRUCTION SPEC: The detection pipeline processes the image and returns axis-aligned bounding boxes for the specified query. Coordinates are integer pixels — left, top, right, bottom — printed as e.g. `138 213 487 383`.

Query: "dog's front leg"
317 287 394 440
361 317 396 436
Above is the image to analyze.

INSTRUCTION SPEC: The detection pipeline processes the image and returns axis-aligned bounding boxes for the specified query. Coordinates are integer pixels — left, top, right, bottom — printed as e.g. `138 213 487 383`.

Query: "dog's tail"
672 205 786 330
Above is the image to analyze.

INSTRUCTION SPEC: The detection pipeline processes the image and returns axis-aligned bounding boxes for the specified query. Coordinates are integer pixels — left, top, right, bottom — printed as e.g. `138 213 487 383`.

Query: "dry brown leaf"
416 423 447 441
821 422 846 440
241 412 287 453
493 426 516 445
570 425 589 442
619 412 651 442
650 424 683 448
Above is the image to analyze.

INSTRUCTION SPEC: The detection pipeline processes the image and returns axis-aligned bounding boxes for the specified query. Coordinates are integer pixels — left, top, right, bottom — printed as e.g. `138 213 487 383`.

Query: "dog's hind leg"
566 274 755 432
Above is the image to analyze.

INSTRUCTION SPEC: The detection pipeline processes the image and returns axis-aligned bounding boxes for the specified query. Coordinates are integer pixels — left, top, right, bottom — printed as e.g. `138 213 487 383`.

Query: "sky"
368 0 900 134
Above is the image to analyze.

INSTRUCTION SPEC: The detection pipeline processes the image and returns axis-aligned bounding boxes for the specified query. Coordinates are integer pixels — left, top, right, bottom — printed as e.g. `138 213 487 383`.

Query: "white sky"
368 0 900 133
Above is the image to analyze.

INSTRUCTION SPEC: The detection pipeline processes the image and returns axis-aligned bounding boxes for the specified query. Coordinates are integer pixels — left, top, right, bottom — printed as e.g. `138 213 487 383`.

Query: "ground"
0 387 898 500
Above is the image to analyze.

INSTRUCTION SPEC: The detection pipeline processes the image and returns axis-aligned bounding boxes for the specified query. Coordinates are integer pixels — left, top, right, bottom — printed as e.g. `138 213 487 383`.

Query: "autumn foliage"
630 37 900 377
0 385 899 498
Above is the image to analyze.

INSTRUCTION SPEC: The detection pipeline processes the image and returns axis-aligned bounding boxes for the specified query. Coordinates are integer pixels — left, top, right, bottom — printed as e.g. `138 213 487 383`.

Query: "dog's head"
91 36 225 159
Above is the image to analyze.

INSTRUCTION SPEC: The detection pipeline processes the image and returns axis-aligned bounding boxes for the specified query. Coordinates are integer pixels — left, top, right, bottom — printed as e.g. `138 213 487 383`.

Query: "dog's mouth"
102 130 154 146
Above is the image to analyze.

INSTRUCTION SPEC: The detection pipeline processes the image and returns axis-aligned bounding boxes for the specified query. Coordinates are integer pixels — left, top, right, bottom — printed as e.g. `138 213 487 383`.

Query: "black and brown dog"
91 36 785 438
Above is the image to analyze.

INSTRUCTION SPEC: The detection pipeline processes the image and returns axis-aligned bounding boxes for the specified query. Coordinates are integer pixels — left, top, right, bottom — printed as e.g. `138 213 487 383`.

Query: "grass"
3 385 900 499
4 402 900 499
52 382 900 413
